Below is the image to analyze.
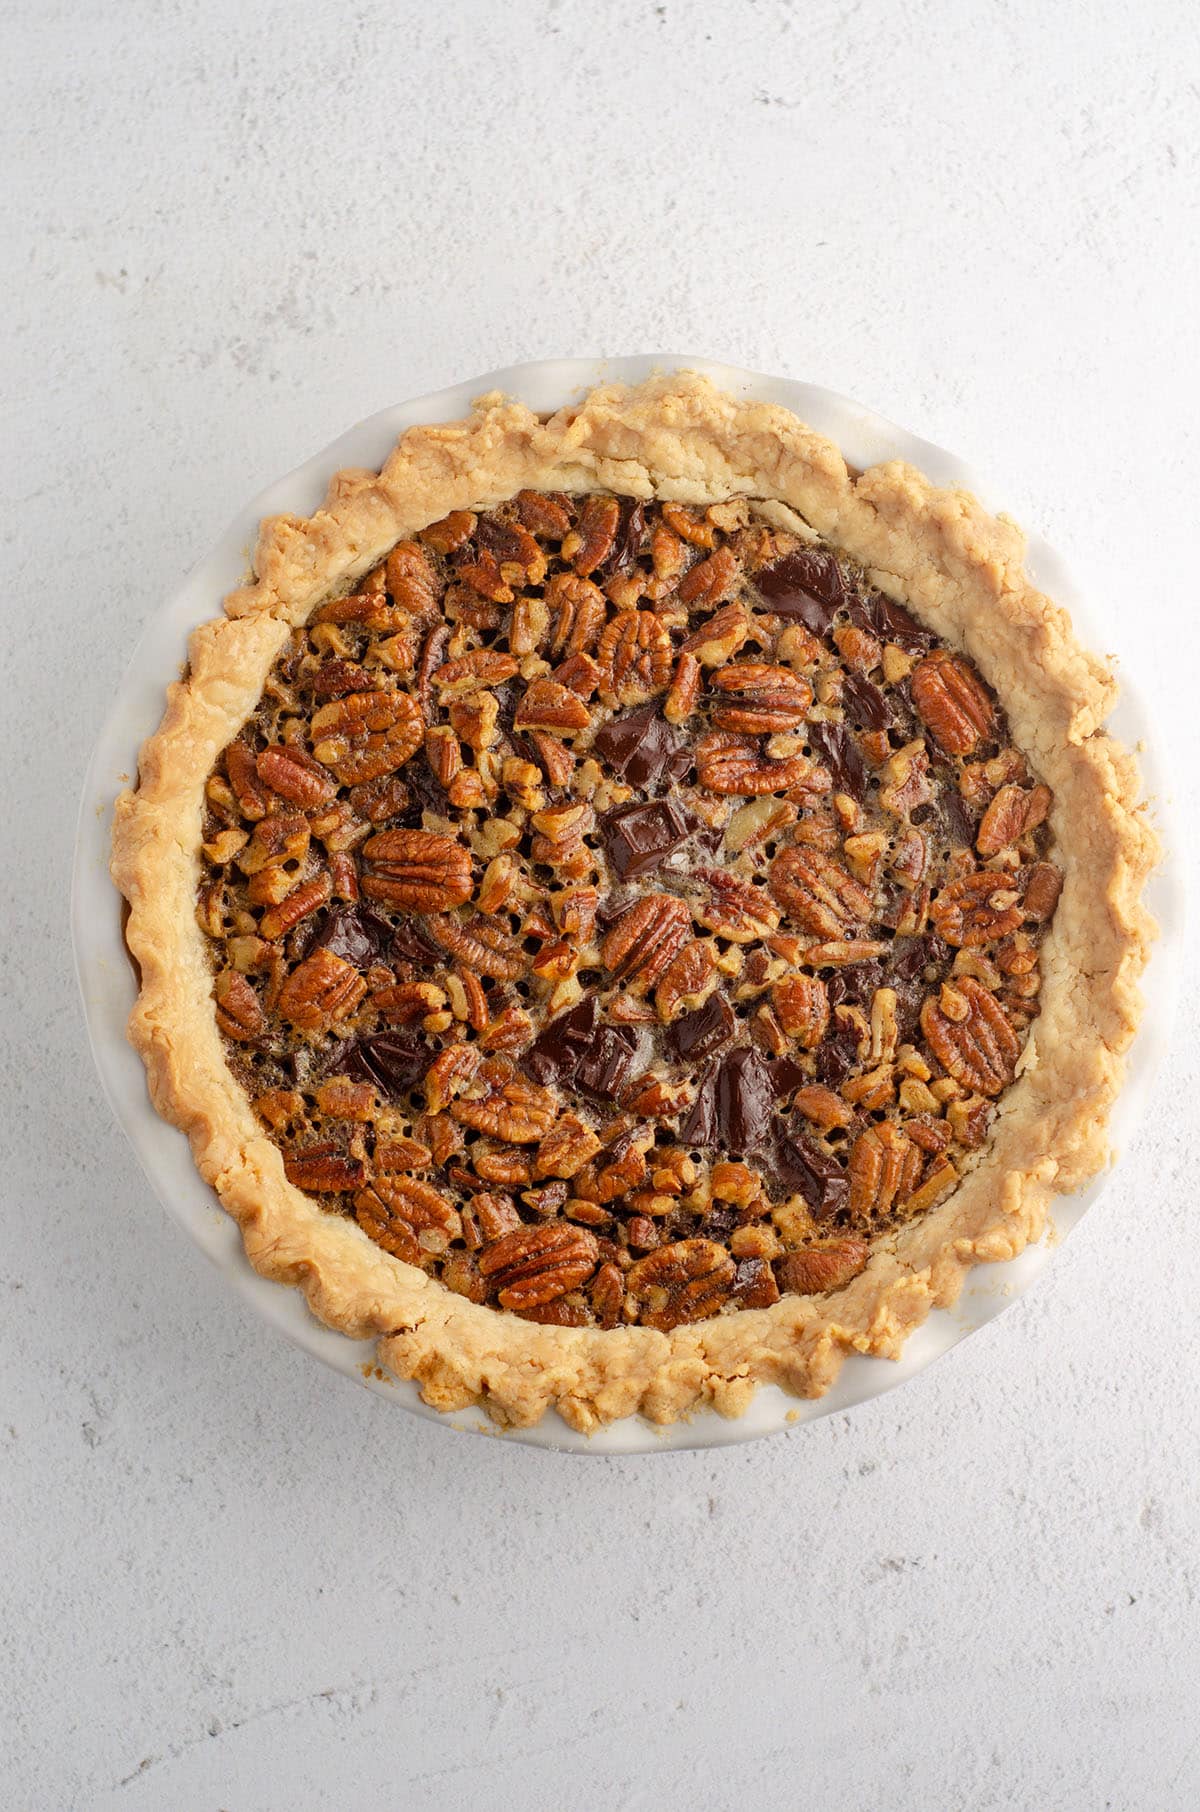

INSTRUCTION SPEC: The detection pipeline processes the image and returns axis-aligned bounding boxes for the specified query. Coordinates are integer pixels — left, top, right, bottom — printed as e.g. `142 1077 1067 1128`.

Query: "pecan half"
355 1174 459 1265
276 947 367 1030
424 913 526 980
695 731 824 797
567 495 621 575
692 870 781 943
478 1222 600 1309
361 829 473 912
771 973 830 1046
654 938 717 1022
775 1240 869 1295
451 1059 560 1143
624 1239 736 1330
256 744 337 808
847 1123 922 1219
514 677 591 734
596 610 674 705
910 649 994 755
710 663 814 734
976 782 1051 856
284 1143 366 1193
920 976 1020 1095
676 545 739 608
930 870 1024 946
601 894 693 989
214 969 266 1040
311 690 423 784
769 846 873 937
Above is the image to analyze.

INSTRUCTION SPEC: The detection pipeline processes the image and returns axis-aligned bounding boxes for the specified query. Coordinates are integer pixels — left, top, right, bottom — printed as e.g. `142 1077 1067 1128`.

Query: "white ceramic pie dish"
73 355 1182 1454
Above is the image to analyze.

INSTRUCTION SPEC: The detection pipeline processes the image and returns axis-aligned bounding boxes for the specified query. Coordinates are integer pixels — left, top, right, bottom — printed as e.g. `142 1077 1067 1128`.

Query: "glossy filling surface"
197 491 1061 1330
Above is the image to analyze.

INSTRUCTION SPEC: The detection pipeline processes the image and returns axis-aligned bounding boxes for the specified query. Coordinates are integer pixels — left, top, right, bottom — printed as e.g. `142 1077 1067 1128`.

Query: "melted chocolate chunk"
522 996 600 1086
680 1065 719 1147
667 993 736 1064
390 917 445 969
591 703 689 792
754 547 846 634
770 1131 850 1219
841 672 893 732
343 1031 430 1099
870 592 933 653
395 762 451 827
768 1053 807 1100
940 785 978 849
717 1046 776 1151
600 797 694 880
807 720 866 800
600 498 647 577
816 1023 862 1087
312 904 393 969
574 1024 638 1102
697 1202 738 1241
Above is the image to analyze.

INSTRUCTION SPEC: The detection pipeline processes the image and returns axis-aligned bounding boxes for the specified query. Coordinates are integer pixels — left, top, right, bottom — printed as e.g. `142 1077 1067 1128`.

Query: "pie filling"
197 491 1061 1331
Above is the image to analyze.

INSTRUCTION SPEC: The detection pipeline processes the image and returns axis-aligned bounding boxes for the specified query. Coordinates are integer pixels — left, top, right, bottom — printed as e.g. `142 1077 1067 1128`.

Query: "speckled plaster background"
3 2 1199 1807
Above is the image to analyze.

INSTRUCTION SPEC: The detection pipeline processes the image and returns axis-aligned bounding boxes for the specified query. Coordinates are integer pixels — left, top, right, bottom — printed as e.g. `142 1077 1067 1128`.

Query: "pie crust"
112 374 1157 1430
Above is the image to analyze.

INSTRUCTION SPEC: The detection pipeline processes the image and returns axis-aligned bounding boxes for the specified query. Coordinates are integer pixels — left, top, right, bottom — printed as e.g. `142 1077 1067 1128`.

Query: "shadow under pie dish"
111 373 1157 1432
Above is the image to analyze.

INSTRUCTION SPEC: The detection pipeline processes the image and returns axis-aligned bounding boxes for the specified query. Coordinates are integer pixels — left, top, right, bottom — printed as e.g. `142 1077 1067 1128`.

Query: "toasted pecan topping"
198 491 1058 1324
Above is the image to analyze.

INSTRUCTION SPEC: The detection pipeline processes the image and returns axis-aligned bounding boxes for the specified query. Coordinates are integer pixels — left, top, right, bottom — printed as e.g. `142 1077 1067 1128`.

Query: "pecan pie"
112 375 1156 1429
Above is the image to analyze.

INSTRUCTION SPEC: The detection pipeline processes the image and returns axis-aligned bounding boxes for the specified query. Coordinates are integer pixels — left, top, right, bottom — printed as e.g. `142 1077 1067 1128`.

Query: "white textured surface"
3 1 1199 1807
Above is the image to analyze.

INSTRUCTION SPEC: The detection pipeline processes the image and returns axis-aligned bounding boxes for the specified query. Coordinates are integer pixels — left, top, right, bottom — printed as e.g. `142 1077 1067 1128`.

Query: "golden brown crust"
111 374 1158 1430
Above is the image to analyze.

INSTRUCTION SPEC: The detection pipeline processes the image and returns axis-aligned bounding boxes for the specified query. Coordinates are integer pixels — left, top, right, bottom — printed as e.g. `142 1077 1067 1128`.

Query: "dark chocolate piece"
599 797 694 881
591 703 689 792
343 1031 430 1099
521 995 600 1086
390 917 445 969
574 1024 638 1102
770 1131 850 1219
841 672 893 732
599 498 647 577
807 720 866 800
768 1053 807 1100
754 547 846 635
313 904 395 968
667 993 736 1065
680 1065 719 1147
717 1046 776 1151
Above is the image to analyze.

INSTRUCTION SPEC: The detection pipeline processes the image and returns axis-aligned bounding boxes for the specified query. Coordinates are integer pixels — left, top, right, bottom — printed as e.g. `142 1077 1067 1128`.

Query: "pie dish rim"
76 355 1177 1451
